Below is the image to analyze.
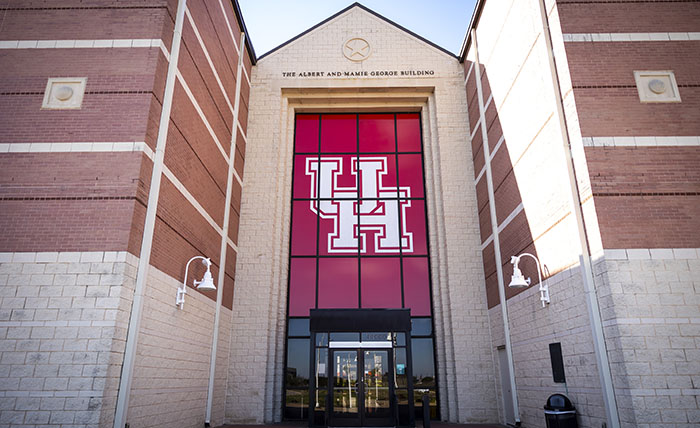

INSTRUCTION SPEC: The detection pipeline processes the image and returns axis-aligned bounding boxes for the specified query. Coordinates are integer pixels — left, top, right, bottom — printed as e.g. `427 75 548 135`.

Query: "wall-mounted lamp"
176 256 216 309
509 253 550 307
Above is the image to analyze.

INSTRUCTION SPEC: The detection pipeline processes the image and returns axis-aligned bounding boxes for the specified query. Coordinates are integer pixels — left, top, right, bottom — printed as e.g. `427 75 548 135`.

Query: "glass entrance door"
363 350 393 426
331 350 360 426
329 349 394 427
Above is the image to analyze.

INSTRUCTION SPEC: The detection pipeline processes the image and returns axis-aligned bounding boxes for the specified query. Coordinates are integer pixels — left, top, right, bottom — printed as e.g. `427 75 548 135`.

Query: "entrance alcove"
228 4 496 425
280 89 438 428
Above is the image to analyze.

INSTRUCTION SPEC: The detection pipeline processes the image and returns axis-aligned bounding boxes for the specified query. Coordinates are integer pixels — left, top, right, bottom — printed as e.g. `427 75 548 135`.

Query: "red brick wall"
465 63 480 132
168 83 231 192
162 118 228 225
558 2 700 250
0 1 253 308
145 0 249 308
0 4 170 41
566 42 700 137
0 198 138 251
594 195 700 248
466 0 700 308
466 59 546 309
586 147 700 248
0 49 161 143
557 1 700 34
464 4 582 308
0 2 169 252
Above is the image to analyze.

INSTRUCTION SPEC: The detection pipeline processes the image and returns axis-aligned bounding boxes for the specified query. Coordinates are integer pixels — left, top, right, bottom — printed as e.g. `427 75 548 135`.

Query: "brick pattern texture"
595 252 700 428
0 251 136 428
125 261 232 428
464 0 609 426
464 0 700 426
488 265 608 428
0 0 251 426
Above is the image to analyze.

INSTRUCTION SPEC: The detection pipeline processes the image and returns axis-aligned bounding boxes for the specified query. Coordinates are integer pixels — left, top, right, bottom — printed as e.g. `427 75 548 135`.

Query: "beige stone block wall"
596 249 700 428
228 6 497 424
488 265 607 428
0 251 229 428
124 264 231 428
426 82 497 423
0 251 135 428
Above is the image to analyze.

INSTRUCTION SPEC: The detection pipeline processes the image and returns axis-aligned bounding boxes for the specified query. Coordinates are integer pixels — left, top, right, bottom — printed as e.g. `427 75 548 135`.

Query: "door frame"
498 347 515 425
308 309 415 427
328 347 395 427
328 348 362 427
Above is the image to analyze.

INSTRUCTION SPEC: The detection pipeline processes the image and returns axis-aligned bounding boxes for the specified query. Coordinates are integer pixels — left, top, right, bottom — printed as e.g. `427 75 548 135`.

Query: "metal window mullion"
356 114 362 308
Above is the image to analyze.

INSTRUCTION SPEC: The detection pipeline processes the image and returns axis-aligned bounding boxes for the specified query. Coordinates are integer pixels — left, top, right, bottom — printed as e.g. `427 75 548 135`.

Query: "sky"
237 0 478 58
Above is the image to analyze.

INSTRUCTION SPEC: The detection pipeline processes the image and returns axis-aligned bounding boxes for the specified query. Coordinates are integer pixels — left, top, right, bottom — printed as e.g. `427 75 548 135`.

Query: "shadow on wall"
463 59 612 428
465 57 542 427
464 61 542 310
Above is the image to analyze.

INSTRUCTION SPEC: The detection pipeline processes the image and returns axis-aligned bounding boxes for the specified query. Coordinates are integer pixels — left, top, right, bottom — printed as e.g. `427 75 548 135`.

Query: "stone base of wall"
0 251 230 428
126 260 230 428
596 249 700 428
0 251 136 428
488 263 607 428
488 249 700 428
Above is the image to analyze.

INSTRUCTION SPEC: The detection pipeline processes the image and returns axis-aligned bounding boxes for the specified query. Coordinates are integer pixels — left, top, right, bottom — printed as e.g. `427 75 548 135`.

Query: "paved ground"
219 423 507 428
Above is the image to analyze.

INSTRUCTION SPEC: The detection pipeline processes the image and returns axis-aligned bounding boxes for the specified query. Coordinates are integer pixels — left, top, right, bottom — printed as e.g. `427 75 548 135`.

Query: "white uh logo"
306 156 413 254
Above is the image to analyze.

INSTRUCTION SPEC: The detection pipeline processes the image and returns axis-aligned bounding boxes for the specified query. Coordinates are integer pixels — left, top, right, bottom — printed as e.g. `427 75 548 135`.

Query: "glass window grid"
409 317 439 420
391 333 410 425
289 113 431 312
285 113 440 422
306 329 409 426
282 318 440 422
285 317 312 421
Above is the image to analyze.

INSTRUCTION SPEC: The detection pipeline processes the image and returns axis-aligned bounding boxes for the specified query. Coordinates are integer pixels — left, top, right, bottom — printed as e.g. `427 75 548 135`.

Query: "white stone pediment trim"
257 3 457 62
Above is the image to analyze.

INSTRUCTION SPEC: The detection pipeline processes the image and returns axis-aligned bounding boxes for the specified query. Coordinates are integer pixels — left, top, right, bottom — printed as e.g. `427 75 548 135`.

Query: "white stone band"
0 142 150 153
563 32 700 42
0 250 127 263
0 39 166 49
582 136 700 147
604 248 700 260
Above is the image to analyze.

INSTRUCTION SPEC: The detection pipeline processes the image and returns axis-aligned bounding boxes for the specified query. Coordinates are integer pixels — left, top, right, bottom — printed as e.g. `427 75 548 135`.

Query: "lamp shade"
508 267 530 288
195 269 216 291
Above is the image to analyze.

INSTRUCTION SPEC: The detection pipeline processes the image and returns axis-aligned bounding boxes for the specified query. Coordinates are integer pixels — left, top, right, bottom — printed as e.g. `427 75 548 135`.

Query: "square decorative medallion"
42 77 87 109
634 71 681 103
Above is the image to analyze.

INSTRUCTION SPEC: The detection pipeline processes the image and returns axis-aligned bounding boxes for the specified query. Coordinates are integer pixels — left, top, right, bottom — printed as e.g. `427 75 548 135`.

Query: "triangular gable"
257 2 458 61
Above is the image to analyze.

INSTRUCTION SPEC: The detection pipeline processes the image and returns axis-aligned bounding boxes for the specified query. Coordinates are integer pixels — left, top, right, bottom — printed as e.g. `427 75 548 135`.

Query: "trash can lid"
544 394 575 411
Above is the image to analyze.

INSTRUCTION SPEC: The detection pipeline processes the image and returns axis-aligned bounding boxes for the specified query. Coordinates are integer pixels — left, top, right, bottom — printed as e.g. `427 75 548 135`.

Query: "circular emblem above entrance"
343 38 371 62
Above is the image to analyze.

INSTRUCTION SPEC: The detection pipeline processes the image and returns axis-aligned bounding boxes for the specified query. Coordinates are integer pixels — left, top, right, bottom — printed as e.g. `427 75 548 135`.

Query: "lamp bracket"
177 256 213 309
510 253 550 307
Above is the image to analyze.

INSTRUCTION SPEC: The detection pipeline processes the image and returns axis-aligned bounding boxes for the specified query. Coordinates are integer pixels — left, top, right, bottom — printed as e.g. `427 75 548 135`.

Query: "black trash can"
544 394 578 428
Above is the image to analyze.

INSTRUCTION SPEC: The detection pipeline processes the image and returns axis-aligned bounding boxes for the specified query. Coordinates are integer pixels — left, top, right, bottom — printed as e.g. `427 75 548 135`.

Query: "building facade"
0 1 698 428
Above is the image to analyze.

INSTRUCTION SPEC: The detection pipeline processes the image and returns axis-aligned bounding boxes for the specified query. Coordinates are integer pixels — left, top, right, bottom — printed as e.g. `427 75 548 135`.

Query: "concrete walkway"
219 423 507 428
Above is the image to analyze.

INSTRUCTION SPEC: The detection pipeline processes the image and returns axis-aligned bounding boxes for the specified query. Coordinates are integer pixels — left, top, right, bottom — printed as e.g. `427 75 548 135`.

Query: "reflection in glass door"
329 349 395 427
363 350 392 426
331 350 360 426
